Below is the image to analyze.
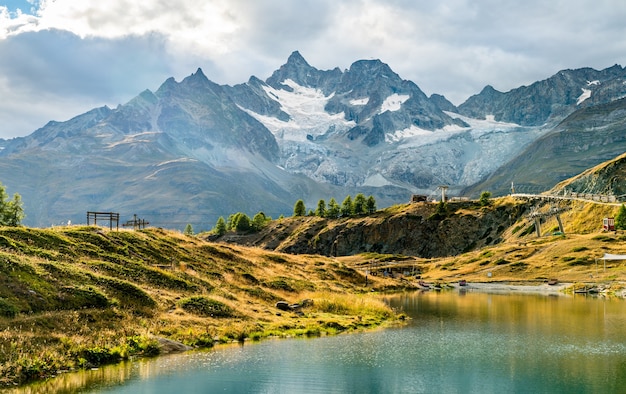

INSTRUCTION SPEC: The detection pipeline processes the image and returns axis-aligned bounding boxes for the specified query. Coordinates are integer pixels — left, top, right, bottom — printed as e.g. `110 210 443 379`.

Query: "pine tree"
366 195 377 214
353 193 367 215
3 193 24 226
0 183 23 226
214 216 227 236
293 199 306 217
315 199 326 217
341 195 353 217
231 212 251 232
252 211 270 231
327 198 340 218
183 223 194 236
479 191 492 206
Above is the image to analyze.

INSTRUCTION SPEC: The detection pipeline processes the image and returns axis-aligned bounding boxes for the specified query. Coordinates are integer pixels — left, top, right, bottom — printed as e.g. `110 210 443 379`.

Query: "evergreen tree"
353 193 367 215
3 193 24 226
479 191 492 206
0 183 23 226
214 216 227 236
341 195 353 217
183 223 194 236
327 198 340 218
293 199 306 217
366 195 377 214
226 213 236 231
252 211 271 231
615 204 626 230
315 199 326 217
231 212 251 232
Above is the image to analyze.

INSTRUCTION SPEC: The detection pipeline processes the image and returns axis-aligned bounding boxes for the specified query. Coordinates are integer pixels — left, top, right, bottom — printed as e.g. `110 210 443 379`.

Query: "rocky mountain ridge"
464 96 626 196
2 52 626 228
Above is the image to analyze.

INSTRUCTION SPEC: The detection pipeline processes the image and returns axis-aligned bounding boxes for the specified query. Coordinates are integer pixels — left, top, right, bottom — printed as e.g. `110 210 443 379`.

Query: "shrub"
179 296 235 318
264 278 295 292
79 346 121 366
567 257 594 266
0 297 18 317
60 286 109 309
479 191 492 206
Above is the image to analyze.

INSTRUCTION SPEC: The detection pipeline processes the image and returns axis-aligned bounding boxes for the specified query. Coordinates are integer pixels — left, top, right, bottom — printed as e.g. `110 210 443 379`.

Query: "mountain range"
2 51 626 229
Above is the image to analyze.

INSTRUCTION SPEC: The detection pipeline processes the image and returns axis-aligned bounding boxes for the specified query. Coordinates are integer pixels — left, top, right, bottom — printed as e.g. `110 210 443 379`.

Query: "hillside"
219 199 531 257
218 197 626 285
550 151 626 196
0 226 408 387
464 97 626 197
2 194 626 388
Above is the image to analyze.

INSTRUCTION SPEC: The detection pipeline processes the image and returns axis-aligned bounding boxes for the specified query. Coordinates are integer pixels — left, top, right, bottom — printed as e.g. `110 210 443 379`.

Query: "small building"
410 194 428 203
603 217 615 231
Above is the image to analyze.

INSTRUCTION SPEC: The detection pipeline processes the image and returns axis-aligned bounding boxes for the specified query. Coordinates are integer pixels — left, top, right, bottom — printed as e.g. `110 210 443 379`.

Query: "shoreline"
444 280 626 297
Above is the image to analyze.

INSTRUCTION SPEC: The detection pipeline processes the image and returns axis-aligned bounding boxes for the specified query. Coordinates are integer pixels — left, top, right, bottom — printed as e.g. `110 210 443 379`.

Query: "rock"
275 301 291 311
156 337 193 354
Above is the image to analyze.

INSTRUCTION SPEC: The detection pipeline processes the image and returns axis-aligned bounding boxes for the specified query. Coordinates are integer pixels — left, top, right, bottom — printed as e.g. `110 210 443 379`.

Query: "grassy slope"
2 197 626 387
0 226 408 387
339 197 626 285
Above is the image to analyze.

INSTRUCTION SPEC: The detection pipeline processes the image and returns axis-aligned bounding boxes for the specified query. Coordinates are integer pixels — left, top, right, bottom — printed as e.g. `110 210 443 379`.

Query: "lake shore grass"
0 226 411 388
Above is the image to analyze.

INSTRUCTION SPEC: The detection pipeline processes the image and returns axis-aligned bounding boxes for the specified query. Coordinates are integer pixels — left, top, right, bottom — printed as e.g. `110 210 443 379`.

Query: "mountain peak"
348 59 398 80
286 51 309 67
191 68 208 80
266 51 319 89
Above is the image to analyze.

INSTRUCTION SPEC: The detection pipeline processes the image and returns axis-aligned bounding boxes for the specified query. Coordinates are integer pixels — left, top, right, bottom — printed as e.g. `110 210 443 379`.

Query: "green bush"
60 286 109 309
264 278 295 292
79 346 121 366
178 296 235 318
0 297 18 317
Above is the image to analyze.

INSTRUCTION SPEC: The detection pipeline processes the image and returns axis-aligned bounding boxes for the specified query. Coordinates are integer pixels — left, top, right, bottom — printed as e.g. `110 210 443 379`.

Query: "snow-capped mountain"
2 51 626 228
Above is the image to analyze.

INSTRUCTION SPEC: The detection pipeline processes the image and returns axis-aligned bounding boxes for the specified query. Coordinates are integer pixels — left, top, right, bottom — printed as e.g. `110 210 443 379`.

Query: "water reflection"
9 291 626 394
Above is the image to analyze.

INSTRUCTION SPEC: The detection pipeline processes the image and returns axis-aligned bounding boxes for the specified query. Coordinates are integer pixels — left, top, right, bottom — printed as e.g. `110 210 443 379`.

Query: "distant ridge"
1 52 626 228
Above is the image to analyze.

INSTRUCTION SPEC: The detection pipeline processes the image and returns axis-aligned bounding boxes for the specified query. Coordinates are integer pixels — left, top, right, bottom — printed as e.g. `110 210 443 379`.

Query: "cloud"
1 0 626 137
0 29 180 137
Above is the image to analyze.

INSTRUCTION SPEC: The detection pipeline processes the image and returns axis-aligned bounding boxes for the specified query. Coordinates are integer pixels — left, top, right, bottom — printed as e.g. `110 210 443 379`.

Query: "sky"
1 0 626 139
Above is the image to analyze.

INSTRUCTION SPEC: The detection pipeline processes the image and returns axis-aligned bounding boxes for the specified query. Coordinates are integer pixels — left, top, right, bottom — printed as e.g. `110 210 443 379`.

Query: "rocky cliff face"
221 200 530 258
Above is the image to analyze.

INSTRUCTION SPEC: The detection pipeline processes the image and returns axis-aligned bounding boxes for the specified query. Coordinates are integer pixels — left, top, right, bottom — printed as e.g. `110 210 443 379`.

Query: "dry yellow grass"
0 226 409 387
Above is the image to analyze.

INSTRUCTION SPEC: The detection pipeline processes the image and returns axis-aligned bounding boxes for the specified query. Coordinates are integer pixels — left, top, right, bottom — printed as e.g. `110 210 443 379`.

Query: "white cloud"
1 0 626 137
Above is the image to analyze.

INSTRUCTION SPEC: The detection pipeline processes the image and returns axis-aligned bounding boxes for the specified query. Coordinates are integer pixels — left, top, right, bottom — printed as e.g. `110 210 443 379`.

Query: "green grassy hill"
0 226 405 387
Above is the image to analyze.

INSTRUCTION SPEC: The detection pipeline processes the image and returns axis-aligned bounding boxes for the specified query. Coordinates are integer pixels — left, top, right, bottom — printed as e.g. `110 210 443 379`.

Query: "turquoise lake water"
15 290 626 393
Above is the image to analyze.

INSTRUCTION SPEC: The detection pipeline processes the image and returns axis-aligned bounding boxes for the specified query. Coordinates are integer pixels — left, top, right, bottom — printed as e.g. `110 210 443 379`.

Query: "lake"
12 289 626 393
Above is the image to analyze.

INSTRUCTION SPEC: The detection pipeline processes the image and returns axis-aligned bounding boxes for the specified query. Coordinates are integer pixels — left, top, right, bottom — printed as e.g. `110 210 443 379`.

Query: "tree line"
205 194 377 236
292 193 377 218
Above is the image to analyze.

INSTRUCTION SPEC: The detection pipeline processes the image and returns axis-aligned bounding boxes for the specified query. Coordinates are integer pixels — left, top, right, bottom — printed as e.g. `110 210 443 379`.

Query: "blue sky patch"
2 1 38 15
